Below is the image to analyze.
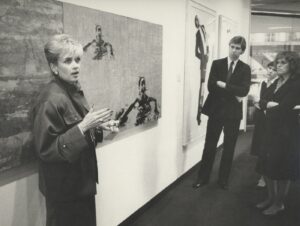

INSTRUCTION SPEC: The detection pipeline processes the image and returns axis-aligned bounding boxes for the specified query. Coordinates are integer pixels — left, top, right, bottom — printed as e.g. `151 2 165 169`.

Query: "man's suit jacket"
32 78 102 202
202 57 251 120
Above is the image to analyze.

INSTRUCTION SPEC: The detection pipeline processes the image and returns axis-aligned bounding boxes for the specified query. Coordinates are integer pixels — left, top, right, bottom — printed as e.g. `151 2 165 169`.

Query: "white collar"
227 57 239 66
227 57 239 71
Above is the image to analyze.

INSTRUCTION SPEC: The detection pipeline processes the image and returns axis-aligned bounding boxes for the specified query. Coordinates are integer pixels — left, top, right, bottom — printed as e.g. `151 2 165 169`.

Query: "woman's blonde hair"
44 34 83 67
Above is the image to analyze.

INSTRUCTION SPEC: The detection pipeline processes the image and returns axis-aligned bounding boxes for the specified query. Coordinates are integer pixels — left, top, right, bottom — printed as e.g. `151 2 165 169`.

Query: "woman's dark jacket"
32 78 102 201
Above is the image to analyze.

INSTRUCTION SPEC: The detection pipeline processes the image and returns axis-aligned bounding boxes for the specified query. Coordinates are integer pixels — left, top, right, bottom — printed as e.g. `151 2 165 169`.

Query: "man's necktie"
227 61 234 83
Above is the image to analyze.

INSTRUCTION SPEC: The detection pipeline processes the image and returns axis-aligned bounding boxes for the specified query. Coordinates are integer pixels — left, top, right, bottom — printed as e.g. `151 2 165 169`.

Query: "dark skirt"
250 108 266 156
256 118 300 181
45 195 96 226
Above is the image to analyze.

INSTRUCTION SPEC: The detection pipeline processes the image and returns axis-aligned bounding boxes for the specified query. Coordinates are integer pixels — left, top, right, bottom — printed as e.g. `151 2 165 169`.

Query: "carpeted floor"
120 130 300 226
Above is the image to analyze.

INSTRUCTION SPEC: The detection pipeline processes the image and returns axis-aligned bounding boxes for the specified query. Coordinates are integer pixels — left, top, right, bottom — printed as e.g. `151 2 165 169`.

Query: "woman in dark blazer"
251 61 277 187
32 34 116 226
255 51 300 215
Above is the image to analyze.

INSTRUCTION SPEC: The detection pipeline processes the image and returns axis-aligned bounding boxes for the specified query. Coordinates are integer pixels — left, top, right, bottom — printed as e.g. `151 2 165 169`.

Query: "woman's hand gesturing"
78 107 113 133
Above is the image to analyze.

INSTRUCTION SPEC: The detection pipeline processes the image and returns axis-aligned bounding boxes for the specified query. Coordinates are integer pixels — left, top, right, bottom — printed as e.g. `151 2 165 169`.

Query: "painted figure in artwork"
116 76 159 127
195 15 209 125
83 24 114 60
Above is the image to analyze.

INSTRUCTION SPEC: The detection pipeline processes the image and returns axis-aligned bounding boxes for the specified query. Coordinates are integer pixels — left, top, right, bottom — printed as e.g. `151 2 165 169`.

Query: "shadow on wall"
11 174 45 226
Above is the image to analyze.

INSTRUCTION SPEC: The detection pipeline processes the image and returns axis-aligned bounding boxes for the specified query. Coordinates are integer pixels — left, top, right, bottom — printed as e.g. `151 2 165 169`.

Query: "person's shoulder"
236 60 251 73
213 57 227 64
290 76 300 87
237 59 250 67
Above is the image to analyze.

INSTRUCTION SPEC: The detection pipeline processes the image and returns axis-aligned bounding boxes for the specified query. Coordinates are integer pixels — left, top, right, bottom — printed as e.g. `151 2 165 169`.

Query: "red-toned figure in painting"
83 24 114 60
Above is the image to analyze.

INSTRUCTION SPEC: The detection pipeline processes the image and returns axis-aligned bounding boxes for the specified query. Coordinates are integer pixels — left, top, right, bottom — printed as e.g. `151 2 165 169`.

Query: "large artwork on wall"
63 3 162 130
0 0 63 176
182 0 217 145
0 0 162 177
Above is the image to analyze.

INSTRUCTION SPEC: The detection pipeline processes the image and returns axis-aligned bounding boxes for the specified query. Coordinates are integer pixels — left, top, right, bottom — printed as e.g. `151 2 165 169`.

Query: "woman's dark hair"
267 61 275 68
275 51 300 77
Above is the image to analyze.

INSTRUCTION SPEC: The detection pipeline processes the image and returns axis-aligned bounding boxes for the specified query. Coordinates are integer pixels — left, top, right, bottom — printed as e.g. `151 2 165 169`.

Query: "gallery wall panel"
0 0 162 179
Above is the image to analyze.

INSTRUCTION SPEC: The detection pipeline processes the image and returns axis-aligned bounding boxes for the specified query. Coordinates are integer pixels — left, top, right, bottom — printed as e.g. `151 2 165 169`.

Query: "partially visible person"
255 51 300 215
193 36 251 190
32 34 117 226
250 61 278 188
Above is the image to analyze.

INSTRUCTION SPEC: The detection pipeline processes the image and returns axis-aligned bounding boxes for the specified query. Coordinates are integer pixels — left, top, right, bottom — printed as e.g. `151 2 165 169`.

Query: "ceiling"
251 0 300 13
252 0 299 3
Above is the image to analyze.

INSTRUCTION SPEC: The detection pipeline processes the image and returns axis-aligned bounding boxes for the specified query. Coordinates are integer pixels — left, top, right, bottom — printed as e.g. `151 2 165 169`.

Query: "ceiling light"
268 26 292 30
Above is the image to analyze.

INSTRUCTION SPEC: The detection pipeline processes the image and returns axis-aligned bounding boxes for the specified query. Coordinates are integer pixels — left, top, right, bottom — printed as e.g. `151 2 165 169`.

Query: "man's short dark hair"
229 36 246 52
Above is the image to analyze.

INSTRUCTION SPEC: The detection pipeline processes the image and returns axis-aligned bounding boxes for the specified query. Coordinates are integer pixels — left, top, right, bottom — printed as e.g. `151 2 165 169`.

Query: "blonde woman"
32 34 114 226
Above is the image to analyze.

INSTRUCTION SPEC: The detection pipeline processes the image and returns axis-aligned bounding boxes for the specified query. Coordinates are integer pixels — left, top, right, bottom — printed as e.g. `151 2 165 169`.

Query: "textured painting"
0 0 63 174
0 0 162 176
63 3 162 132
182 0 217 145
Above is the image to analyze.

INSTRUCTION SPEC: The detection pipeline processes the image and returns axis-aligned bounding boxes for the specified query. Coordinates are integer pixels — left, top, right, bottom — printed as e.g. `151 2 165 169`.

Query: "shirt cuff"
77 125 84 135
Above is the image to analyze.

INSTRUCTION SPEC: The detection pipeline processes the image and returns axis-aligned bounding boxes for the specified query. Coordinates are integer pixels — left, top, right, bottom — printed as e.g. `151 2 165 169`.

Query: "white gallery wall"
0 0 250 226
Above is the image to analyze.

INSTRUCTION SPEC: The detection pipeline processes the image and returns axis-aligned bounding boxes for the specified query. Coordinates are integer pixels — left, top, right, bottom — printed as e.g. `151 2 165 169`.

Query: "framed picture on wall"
182 0 217 145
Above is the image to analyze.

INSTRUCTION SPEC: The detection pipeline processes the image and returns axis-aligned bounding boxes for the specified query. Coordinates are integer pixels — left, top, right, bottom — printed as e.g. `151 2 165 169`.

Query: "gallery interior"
0 0 300 225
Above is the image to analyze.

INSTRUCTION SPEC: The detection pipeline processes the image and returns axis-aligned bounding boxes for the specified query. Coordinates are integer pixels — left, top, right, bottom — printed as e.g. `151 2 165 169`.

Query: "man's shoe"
256 200 272 209
263 205 285 216
218 181 228 190
192 180 208 189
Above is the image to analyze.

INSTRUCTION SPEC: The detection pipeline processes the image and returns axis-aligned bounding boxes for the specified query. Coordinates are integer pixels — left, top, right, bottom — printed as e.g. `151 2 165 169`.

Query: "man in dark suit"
195 15 209 125
193 36 251 190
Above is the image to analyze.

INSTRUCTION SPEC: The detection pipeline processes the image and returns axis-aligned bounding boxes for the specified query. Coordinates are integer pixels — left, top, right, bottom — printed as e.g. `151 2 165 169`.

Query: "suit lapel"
220 58 228 81
227 60 242 82
273 77 292 96
232 60 242 76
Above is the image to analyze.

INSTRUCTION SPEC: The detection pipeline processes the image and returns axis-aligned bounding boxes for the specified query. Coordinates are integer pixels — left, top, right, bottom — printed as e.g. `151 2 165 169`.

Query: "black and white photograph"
1 0 300 226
